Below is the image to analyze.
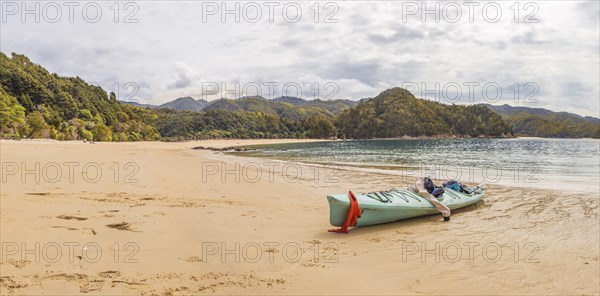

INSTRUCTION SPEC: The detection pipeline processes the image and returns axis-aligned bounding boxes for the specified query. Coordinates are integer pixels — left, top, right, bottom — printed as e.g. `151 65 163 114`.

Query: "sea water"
236 138 600 193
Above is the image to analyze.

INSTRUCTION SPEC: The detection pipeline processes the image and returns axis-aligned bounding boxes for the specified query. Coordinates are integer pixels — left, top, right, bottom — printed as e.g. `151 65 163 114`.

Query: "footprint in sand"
0 276 28 291
79 281 104 293
44 273 88 281
98 271 121 279
300 259 322 268
145 211 165 217
111 280 147 286
4 259 31 269
106 222 134 231
52 226 79 231
182 256 203 263
43 273 103 293
57 215 88 221
264 248 279 254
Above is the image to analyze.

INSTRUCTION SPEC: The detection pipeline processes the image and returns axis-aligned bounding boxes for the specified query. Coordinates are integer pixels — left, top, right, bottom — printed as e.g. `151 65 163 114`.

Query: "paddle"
413 179 451 221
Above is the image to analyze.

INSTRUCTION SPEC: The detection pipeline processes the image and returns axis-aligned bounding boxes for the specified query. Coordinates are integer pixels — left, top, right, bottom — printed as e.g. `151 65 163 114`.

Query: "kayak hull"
327 189 484 227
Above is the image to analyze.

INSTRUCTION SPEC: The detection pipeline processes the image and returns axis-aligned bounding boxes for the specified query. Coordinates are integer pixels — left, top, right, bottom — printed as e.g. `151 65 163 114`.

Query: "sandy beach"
0 139 598 295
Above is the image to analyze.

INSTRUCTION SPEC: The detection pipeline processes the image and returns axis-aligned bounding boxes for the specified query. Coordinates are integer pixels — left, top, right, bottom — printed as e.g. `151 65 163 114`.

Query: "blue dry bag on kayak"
423 177 445 198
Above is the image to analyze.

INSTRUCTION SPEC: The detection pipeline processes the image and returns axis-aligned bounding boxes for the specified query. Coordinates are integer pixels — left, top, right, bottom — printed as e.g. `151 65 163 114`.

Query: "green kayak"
327 187 485 227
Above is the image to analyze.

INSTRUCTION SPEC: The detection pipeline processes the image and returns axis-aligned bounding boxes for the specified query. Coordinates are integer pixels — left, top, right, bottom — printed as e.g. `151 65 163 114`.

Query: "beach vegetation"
1 52 597 140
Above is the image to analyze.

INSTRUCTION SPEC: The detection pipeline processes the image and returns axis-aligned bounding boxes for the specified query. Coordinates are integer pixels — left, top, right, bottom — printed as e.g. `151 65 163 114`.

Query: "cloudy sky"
1 1 599 116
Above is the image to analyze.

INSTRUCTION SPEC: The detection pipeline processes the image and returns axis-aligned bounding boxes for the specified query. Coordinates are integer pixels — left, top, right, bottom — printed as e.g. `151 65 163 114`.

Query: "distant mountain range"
120 96 358 120
481 104 600 123
480 104 599 138
122 96 209 111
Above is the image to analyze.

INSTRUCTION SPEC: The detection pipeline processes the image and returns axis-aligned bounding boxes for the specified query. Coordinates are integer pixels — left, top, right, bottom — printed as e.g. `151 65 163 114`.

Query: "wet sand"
0 139 598 295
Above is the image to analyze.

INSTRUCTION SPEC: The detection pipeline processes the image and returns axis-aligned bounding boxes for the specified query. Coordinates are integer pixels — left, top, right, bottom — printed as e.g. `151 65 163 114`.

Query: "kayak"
327 187 485 227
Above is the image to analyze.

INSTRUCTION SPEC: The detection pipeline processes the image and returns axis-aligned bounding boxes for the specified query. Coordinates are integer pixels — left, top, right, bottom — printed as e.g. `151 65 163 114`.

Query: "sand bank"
0 140 598 295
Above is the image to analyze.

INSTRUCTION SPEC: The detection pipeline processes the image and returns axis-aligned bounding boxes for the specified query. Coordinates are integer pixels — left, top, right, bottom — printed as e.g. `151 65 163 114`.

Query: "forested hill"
0 52 159 141
481 104 600 138
336 88 512 138
201 97 335 120
272 96 359 115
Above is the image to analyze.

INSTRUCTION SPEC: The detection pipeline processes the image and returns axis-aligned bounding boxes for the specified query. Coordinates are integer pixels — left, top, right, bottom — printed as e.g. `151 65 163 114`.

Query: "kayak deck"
327 188 484 227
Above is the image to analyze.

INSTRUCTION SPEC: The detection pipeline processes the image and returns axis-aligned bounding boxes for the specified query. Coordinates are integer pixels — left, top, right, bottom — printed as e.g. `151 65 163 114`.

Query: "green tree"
303 114 336 138
79 129 93 141
0 91 25 136
78 109 93 121
25 111 49 138
49 127 58 139
92 123 113 141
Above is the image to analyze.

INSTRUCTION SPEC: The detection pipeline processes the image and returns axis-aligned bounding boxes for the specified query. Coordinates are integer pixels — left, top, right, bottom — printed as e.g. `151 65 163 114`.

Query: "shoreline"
3 138 597 194
0 138 333 148
2 134 597 149
223 150 596 195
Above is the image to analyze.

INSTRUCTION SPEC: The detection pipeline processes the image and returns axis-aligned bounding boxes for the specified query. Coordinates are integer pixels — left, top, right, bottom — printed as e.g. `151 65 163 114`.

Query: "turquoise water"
239 138 600 192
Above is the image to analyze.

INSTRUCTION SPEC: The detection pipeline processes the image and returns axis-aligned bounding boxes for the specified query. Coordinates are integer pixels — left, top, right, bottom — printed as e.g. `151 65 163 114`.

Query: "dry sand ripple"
0 139 598 295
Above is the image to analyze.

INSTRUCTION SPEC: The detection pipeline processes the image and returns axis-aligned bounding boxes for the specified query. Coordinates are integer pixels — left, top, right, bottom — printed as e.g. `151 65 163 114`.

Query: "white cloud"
0 1 598 116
